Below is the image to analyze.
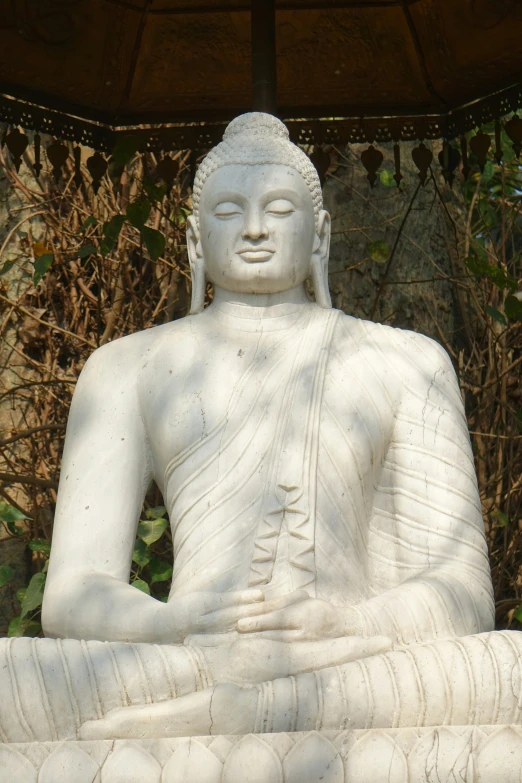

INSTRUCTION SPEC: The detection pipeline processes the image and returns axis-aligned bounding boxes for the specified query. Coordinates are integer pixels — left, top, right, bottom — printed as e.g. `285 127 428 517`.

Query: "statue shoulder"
79 317 196 386
370 321 461 408
332 312 458 398
85 317 200 376
382 324 456 383
377 322 454 372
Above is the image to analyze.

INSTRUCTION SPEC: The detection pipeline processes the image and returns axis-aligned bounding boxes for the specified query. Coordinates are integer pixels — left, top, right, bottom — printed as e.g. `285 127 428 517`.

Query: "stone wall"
324 141 467 352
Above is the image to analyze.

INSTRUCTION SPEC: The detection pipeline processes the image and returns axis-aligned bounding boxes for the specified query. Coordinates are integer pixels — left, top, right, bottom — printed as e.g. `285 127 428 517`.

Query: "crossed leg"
80 631 522 740
80 634 390 739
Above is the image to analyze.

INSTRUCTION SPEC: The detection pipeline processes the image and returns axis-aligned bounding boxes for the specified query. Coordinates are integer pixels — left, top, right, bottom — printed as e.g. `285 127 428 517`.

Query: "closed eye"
214 202 243 218
265 199 295 216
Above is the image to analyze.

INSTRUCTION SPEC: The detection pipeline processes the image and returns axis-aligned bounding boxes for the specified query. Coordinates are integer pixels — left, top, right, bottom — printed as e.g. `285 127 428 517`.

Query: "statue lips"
237 247 275 263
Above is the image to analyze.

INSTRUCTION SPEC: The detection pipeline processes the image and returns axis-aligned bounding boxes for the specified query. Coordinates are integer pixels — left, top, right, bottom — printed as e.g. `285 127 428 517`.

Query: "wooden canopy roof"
1 0 522 151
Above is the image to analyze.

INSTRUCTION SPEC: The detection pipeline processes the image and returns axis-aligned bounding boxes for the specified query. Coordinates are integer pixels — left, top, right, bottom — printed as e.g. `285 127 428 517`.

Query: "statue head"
187 112 331 313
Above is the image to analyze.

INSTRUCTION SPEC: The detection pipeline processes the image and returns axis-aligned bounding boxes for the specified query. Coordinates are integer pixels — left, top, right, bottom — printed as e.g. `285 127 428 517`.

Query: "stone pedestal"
2 726 522 782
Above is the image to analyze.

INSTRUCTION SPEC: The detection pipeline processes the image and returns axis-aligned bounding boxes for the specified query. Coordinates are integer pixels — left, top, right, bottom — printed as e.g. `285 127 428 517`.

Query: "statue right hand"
158 589 309 643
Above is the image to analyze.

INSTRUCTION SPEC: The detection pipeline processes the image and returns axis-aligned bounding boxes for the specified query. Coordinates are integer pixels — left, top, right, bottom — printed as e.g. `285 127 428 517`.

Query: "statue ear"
187 216 206 315
310 209 332 309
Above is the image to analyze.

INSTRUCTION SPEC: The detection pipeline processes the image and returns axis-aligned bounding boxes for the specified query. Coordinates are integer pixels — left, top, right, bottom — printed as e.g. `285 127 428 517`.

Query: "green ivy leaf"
80 216 98 232
16 587 27 603
149 557 173 584
126 199 151 229
24 620 42 637
464 256 516 292
8 617 23 636
170 206 192 226
491 509 509 528
488 267 517 292
28 540 51 556
146 506 167 520
78 244 97 259
33 253 54 285
137 516 168 547
8 616 41 637
514 604 522 623
131 578 150 595
110 135 141 167
0 502 28 536
0 564 13 588
379 169 396 187
368 240 389 264
464 254 487 276
0 259 16 276
100 215 125 257
141 226 165 261
483 160 495 182
2 520 22 536
144 181 167 202
505 295 522 323
21 572 46 618
0 502 29 524
132 538 150 567
485 306 507 326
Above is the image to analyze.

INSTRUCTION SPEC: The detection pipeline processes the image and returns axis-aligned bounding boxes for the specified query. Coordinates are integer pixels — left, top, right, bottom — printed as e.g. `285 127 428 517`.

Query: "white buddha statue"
1 114 520 754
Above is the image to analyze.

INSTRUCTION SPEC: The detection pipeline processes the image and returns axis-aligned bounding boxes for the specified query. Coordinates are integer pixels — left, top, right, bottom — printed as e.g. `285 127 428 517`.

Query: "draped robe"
2 301 515 742
150 301 494 643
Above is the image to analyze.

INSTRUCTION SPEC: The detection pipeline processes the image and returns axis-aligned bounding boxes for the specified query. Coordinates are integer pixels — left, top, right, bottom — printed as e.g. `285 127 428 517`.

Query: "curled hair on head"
192 112 323 229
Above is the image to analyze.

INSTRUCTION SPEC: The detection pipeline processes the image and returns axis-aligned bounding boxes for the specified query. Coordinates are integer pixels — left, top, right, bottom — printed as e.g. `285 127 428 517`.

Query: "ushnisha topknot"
192 112 323 228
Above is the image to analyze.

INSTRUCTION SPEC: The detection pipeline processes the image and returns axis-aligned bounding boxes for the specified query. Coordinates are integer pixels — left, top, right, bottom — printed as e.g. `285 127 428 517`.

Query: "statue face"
190 163 327 295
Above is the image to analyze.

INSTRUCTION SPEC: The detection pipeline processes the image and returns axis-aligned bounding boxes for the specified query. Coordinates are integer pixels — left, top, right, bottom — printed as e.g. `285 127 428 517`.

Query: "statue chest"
141 336 393 500
139 331 395 601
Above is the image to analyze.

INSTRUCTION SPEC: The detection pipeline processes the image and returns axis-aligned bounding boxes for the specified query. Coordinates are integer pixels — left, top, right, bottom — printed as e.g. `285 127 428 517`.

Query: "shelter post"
251 0 277 114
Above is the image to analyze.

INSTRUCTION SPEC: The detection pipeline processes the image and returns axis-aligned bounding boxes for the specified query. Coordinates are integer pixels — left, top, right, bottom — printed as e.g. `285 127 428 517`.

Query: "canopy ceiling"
1 0 522 150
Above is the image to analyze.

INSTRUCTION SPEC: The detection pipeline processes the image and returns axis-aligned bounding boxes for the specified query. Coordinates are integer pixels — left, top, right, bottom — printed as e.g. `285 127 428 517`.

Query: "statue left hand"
236 597 362 641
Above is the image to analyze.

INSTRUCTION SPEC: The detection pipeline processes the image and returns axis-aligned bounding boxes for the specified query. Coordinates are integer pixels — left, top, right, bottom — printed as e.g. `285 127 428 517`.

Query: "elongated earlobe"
189 257 206 315
310 254 332 309
187 216 206 314
310 210 332 309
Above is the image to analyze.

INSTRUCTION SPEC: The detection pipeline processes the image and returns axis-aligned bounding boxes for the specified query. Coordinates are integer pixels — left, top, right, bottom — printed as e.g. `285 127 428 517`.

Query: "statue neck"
208 284 313 332
212 284 310 310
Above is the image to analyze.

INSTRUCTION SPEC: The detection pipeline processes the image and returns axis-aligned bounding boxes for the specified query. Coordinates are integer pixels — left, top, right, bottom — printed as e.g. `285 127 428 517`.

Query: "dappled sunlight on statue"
1 112 520 782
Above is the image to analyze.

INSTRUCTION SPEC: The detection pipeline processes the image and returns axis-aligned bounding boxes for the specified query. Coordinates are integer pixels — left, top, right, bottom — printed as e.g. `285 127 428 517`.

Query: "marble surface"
1 112 520 778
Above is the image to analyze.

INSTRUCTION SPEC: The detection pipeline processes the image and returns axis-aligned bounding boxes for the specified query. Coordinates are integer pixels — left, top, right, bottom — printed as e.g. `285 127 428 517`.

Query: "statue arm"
355 334 495 644
42 336 160 643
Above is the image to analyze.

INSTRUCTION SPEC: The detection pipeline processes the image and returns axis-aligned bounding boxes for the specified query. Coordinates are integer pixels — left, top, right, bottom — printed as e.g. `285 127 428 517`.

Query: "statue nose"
242 208 268 240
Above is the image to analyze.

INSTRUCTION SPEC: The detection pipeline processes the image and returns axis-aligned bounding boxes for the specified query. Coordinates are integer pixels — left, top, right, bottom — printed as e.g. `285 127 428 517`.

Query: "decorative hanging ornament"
5 127 29 172
155 154 180 193
469 132 491 172
309 147 331 188
411 143 433 185
33 133 42 178
438 141 461 186
505 115 522 158
360 145 383 187
460 135 470 180
393 144 403 187
86 151 108 193
47 140 69 180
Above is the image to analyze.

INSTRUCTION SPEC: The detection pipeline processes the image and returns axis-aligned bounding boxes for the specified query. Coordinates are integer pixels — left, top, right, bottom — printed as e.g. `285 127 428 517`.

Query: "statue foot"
79 683 258 740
